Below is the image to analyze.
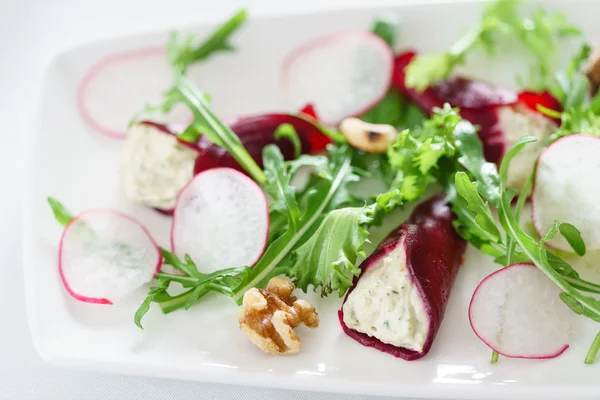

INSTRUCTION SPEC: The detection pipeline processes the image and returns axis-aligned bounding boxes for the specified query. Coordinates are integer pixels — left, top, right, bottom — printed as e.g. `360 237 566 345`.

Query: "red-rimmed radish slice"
59 210 161 304
282 31 393 126
469 263 572 359
532 134 600 251
171 168 269 272
77 47 191 139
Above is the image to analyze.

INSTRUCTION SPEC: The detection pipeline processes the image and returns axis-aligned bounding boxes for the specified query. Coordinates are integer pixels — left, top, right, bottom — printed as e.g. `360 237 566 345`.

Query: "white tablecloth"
0 0 438 398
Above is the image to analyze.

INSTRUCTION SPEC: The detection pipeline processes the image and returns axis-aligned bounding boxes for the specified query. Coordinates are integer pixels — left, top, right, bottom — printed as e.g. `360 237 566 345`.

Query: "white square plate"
23 0 600 398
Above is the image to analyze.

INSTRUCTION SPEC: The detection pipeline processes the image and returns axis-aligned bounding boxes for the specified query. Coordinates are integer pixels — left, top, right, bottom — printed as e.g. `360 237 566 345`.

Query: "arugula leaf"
585 331 600 364
289 205 374 297
370 15 400 48
361 89 404 127
230 145 359 303
47 197 74 227
262 145 300 227
274 123 301 159
453 121 501 206
549 43 591 104
559 223 586 256
405 0 581 91
454 172 501 243
168 9 248 73
134 248 250 326
131 11 247 127
168 72 267 184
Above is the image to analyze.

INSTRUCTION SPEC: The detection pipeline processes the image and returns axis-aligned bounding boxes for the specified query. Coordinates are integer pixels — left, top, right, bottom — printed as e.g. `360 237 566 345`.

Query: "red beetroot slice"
338 195 466 360
469 263 572 359
194 113 330 174
134 113 329 215
59 209 161 304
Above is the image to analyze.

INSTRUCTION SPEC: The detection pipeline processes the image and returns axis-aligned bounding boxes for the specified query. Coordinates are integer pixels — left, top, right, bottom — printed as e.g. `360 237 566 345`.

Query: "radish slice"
469 263 572 359
171 168 269 272
532 134 600 251
77 47 191 139
59 210 162 304
282 31 393 126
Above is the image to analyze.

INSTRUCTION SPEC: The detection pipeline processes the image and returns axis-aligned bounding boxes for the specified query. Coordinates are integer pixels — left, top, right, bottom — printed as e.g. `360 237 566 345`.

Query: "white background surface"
0 0 436 398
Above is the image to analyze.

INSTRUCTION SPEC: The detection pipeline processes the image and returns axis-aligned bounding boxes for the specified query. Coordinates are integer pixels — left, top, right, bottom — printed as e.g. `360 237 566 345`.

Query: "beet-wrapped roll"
392 51 559 190
338 195 466 360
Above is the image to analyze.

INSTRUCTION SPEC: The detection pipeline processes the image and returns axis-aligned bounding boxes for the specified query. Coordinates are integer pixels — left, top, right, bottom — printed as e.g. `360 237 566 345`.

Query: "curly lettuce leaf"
289 205 375 297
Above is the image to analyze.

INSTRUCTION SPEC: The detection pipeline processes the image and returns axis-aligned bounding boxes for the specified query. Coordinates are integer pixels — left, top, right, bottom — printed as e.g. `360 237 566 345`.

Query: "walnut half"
239 277 319 355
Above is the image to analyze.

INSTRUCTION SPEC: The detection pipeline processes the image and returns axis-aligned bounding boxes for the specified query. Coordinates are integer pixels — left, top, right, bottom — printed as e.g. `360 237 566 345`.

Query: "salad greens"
48 0 600 364
168 9 248 74
405 0 582 91
537 43 600 142
133 141 370 326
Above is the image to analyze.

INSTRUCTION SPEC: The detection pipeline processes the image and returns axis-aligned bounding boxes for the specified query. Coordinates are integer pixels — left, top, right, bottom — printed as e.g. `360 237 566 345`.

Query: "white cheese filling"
342 242 429 352
497 104 557 190
120 124 199 210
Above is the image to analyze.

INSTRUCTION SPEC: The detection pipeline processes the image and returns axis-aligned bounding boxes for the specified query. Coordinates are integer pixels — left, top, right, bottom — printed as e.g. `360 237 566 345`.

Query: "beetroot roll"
338 195 466 360
392 51 559 190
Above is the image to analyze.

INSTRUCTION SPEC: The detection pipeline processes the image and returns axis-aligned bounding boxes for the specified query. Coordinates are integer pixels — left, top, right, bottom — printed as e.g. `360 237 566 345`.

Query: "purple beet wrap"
338 195 466 360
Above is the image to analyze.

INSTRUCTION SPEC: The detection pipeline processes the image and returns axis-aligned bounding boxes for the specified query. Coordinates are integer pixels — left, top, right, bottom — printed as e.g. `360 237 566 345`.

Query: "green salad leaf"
289 205 374 297
131 10 247 126
405 0 581 91
168 9 248 74
274 123 302 159
47 197 74 227
134 143 371 325
371 15 400 49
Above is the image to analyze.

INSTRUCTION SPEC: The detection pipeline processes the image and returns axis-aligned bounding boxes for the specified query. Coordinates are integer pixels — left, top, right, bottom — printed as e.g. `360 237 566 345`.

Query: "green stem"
156 272 198 286
565 277 600 294
158 283 234 314
585 331 600 364
186 10 247 65
490 351 499 364
175 73 267 185
158 289 194 314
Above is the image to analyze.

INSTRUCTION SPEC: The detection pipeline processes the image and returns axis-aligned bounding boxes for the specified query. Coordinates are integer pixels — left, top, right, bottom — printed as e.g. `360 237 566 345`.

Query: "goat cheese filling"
343 242 429 352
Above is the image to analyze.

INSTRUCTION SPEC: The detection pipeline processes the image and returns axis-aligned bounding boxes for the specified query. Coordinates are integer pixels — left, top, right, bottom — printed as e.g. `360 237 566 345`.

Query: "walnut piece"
239 277 319 355
339 117 398 154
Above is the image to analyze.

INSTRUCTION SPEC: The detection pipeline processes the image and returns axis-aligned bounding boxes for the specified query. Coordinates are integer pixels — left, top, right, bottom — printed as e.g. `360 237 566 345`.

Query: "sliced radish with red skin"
469 263 572 359
59 210 161 304
171 168 269 272
127 116 329 215
282 31 394 126
78 47 191 139
532 134 600 251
